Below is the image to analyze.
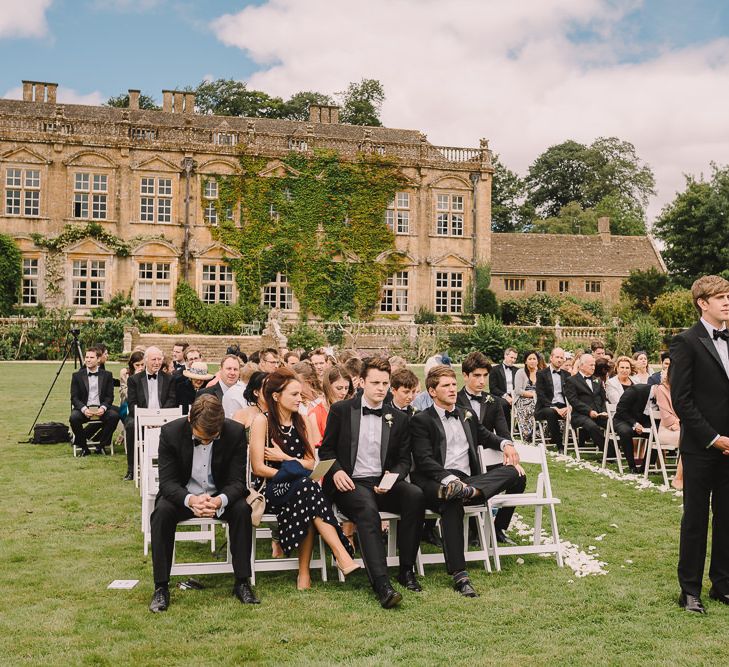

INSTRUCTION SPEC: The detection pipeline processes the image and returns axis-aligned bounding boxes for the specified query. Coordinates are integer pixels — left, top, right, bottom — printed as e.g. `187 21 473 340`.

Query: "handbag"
245 417 268 526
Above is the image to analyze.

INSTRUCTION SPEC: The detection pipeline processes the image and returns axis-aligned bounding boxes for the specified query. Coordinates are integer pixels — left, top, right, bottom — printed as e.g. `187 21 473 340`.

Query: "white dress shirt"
550 366 564 404
86 369 100 407
435 403 471 479
184 440 228 517
504 364 514 394
222 381 247 419
701 317 729 378
352 398 383 479
146 374 160 410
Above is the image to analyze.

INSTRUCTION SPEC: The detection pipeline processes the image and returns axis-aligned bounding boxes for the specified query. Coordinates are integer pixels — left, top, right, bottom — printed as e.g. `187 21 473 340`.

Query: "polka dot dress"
271 425 354 558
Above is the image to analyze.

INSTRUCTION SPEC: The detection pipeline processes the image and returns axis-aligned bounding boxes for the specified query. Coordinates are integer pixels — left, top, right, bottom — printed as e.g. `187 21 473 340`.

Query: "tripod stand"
28 330 84 435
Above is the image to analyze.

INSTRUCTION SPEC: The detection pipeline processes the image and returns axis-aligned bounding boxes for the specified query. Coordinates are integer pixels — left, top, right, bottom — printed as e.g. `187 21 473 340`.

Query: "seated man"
389 368 419 417
149 394 258 612
564 353 608 451
69 346 119 456
320 357 426 609
411 365 525 598
614 383 653 473
489 347 518 423
197 355 241 408
535 347 570 449
647 351 670 386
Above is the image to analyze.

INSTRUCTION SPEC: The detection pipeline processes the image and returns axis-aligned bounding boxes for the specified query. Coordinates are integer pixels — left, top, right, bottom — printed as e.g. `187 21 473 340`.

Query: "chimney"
128 89 140 110
21 80 59 103
309 104 340 124
174 91 184 114
184 92 195 114
598 216 611 244
22 81 33 101
162 90 173 113
46 83 57 104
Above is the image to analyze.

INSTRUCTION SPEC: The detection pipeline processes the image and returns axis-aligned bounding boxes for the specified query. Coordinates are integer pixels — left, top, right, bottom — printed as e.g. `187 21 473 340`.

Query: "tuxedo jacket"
615 384 652 426
456 387 510 439
319 395 412 494
157 417 247 508
126 370 176 421
535 367 570 412
670 322 729 454
564 373 607 416
410 404 506 486
489 364 516 398
197 382 224 402
70 367 114 411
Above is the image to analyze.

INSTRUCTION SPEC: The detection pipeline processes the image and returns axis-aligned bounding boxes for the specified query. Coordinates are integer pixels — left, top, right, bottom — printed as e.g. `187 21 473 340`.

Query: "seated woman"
308 366 354 447
514 350 543 440
119 351 145 422
606 356 634 406
631 351 651 384
653 366 683 490
249 368 358 590
232 371 269 429
291 360 323 417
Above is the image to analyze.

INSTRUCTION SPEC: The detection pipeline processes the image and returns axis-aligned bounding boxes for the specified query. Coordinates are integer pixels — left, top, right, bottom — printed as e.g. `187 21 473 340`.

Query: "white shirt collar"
701 317 727 338
362 396 383 411
433 403 456 418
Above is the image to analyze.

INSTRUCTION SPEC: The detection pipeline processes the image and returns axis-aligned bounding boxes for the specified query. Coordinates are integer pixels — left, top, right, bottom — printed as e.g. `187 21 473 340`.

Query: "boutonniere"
593 378 599 384
411 407 418 414
384 413 394 427
464 410 473 421
484 395 494 404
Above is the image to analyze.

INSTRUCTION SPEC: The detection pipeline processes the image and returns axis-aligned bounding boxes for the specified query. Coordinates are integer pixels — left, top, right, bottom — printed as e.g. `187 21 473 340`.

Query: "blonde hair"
613 355 634 376
426 364 456 391
691 275 729 314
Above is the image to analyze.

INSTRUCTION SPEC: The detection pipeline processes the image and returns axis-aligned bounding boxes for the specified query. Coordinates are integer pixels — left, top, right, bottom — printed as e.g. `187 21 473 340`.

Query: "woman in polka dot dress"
250 368 358 590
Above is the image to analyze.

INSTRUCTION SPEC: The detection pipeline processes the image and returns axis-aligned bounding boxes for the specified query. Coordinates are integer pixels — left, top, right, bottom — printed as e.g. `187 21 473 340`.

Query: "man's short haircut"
310 347 327 360
240 361 259 383
260 347 279 359
95 343 108 354
343 357 364 378
249 350 261 364
590 340 605 352
426 364 457 391
189 394 225 436
145 346 163 360
86 346 101 357
388 355 408 371
691 275 729 314
461 351 491 375
504 347 517 356
184 345 201 361
361 356 391 380
660 351 671 362
391 368 419 391
173 341 189 351
220 353 242 368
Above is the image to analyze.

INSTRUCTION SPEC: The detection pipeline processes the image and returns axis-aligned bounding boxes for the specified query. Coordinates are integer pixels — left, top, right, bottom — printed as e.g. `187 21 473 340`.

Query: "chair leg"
475 512 492 573
549 505 564 567
318 534 328 582
533 506 543 546
487 505 501 572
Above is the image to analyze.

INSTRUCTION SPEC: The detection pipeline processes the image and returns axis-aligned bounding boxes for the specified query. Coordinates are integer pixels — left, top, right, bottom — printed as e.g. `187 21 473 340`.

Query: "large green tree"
193 79 284 117
490 153 528 232
0 234 22 315
621 267 669 309
653 165 729 287
338 78 385 126
106 93 160 110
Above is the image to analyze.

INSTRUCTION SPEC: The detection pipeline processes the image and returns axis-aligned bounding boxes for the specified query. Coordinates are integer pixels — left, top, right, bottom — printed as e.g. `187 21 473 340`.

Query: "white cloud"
210 0 729 222
3 85 105 106
0 0 53 39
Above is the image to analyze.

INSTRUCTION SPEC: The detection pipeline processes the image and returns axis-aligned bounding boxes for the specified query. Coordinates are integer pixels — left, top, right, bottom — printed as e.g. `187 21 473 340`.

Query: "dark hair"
391 368 418 390
284 352 300 364
189 394 225 436
249 350 261 364
660 351 671 362
243 371 268 405
310 347 327 359
594 358 611 381
262 368 313 458
343 357 364 378
523 350 546 371
361 356 391 380
226 344 248 363
590 340 605 352
85 346 102 358
127 350 144 373
95 343 108 354
173 341 189 351
261 347 279 359
461 351 491 376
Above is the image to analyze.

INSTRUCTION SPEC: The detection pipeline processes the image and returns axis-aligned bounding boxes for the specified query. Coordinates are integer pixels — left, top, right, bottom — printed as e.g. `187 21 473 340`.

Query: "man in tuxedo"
171 341 188 372
320 357 426 608
148 394 258 612
124 346 176 481
670 275 729 614
197 354 241 403
648 352 671 386
389 368 419 417
614 383 652 473
535 347 570 449
489 347 518 422
69 346 119 456
411 365 525 597
564 354 608 451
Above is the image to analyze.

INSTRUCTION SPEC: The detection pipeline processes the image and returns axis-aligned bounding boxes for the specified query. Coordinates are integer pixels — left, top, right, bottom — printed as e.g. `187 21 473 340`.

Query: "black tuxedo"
614 384 652 470
410 405 525 574
564 373 608 448
391 403 416 419
197 382 224 402
150 417 252 584
172 370 196 415
535 367 570 445
456 387 510 439
671 321 729 597
489 363 516 399
319 396 425 586
69 367 119 450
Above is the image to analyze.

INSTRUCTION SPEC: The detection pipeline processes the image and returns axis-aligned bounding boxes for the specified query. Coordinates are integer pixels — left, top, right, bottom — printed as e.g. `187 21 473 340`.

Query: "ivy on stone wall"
175 281 247 335
203 150 407 320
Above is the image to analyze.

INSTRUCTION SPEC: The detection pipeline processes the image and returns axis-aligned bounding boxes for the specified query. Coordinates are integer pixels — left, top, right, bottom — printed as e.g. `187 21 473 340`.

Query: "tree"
654 165 729 287
621 267 669 309
339 78 385 126
193 79 284 118
0 234 22 315
106 93 160 110
650 289 696 328
280 91 335 121
530 201 598 235
490 153 528 232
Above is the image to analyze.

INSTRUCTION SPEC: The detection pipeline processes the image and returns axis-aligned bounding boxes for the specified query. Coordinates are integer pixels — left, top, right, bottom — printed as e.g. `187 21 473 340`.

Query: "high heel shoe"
337 560 361 576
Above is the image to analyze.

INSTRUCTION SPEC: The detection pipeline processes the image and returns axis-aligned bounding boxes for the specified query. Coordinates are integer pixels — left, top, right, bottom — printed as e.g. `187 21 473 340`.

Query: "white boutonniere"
384 413 394 427
593 378 599 384
464 410 473 421
484 395 494 404
411 407 418 414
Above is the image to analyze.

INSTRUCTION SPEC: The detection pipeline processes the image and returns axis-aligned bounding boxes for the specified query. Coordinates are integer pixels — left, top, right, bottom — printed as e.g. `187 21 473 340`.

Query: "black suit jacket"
671 321 729 454
71 367 114 411
197 383 224 402
535 367 570 412
456 387 510 439
157 417 247 507
410 405 506 487
615 384 652 426
319 395 412 494
564 373 607 416
126 370 176 421
489 364 516 398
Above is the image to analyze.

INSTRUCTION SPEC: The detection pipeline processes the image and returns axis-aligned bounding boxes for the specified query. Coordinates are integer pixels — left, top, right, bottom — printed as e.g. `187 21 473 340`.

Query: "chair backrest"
135 407 183 442
143 428 162 495
479 441 552 498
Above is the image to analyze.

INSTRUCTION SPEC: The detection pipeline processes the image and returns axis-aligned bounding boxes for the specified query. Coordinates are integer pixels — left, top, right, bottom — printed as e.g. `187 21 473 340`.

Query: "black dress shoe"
454 577 479 598
397 570 422 592
123 471 134 481
438 479 465 501
79 448 91 457
709 588 729 605
376 582 403 609
495 529 516 546
149 587 170 613
678 591 706 614
233 581 260 604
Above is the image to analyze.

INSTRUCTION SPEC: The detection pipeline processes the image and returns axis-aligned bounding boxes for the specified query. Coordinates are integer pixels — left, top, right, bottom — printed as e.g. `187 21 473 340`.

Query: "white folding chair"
509 392 523 441
563 401 603 460
481 443 563 571
71 420 116 457
643 410 680 486
601 405 625 473
531 418 548 447
132 407 183 488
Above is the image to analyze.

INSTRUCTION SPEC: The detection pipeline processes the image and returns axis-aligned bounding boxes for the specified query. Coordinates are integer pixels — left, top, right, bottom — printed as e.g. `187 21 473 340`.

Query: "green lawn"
0 362 722 666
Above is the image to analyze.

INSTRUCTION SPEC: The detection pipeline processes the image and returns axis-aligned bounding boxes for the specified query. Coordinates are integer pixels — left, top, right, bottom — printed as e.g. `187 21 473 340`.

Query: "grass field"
0 362 723 666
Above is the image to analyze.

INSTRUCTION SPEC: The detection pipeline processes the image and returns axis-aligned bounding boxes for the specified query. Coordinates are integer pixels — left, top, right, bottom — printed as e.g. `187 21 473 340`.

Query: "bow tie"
362 406 383 417
713 329 729 342
552 369 561 375
87 371 98 377
466 392 483 403
147 373 158 381
444 409 458 419
193 437 216 447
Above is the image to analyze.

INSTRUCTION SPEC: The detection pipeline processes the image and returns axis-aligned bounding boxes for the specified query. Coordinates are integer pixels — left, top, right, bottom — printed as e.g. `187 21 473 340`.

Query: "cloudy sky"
1 0 728 223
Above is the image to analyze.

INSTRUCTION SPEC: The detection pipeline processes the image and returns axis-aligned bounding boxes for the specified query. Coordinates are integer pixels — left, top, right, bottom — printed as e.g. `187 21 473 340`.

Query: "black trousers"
150 496 253 584
333 478 425 585
679 451 729 597
69 409 119 449
417 465 522 574
535 405 566 446
124 418 135 471
571 413 607 448
613 415 651 469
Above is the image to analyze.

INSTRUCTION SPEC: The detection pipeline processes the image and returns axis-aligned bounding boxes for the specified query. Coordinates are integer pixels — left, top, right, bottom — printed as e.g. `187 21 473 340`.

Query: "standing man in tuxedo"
670 275 729 614
564 354 608 451
535 347 570 449
148 394 258 612
411 365 525 597
320 357 426 608
124 346 176 481
489 347 518 422
171 341 188 372
69 346 119 456
613 383 652 473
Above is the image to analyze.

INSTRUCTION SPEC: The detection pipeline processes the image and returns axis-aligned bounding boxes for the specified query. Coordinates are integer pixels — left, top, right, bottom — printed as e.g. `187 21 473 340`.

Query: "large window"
435 193 464 236
504 278 526 292
380 271 409 313
435 271 463 314
585 280 601 294
201 264 234 305
262 273 293 310
21 258 39 305
202 178 233 225
140 177 172 223
385 193 410 234
73 172 108 220
5 168 40 217
72 260 106 306
137 262 171 308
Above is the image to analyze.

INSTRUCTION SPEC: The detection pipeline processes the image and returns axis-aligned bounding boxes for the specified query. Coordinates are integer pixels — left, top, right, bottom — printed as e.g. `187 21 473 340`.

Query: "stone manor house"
0 80 663 322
